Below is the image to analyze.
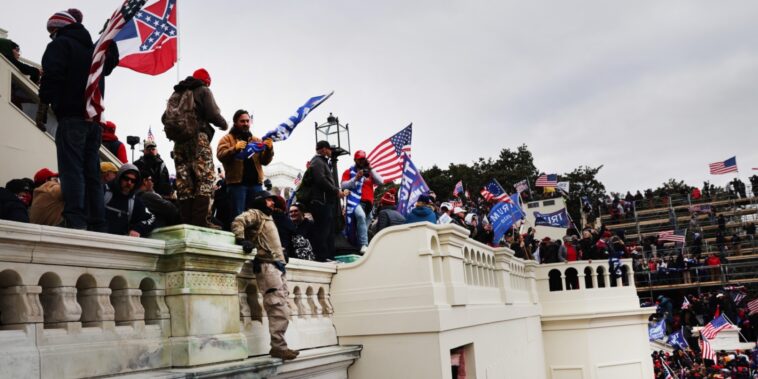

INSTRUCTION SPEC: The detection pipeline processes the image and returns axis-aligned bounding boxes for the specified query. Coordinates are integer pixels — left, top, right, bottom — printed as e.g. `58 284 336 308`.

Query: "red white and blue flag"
658 230 686 244
114 0 178 75
481 179 512 203
86 0 147 119
367 124 413 183
293 172 302 186
535 174 558 187
146 126 155 142
709 156 738 175
699 334 716 361
701 314 731 339
453 180 464 197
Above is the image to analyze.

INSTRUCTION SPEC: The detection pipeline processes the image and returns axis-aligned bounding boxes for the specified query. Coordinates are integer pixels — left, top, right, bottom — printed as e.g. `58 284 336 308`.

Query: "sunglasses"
121 176 138 183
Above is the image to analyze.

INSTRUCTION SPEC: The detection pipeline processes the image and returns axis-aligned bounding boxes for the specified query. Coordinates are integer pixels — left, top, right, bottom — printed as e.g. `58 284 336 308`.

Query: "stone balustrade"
0 220 347 378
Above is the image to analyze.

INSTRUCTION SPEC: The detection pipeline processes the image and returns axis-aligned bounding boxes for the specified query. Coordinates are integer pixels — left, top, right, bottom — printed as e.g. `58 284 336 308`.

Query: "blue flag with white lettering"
397 155 430 217
649 319 666 341
489 193 523 244
666 328 689 349
533 208 570 228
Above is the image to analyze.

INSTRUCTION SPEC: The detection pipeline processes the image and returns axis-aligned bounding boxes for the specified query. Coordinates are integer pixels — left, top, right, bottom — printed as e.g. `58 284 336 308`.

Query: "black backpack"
294 167 315 209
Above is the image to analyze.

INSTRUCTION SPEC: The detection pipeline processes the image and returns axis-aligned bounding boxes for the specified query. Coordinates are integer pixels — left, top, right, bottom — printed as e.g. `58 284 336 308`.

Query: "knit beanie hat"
47 9 83 32
192 68 211 86
380 192 396 206
100 162 119 174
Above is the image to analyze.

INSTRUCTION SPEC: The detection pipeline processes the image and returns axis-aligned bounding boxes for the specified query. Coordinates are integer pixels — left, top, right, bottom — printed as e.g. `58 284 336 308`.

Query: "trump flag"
489 192 523 244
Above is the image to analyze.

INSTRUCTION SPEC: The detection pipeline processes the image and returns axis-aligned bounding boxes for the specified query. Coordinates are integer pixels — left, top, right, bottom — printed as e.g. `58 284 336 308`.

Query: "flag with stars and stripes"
86 0 147 120
396 155 429 217
701 314 732 339
367 125 412 183
658 230 686 244
709 156 738 175
699 334 716 361
146 126 155 142
114 0 177 75
535 174 558 187
293 172 302 186
481 179 512 203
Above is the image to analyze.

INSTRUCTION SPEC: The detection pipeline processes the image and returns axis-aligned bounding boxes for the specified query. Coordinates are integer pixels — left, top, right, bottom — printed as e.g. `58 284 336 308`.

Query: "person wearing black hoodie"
37 9 119 232
164 69 228 228
0 179 32 223
104 164 155 237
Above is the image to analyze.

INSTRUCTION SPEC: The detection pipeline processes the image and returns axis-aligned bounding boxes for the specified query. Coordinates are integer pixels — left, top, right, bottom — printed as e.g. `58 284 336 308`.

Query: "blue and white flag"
648 319 666 341
489 192 523 244
397 156 429 217
237 91 334 159
667 328 689 349
343 166 366 245
533 208 570 228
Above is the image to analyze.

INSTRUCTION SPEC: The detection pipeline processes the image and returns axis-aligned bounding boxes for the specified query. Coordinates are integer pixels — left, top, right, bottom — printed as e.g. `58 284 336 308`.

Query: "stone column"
151 225 249 367
435 227 471 306
494 250 514 304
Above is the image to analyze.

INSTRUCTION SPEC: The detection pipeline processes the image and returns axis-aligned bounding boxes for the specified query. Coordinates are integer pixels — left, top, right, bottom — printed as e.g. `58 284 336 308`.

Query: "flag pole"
175 0 181 82
721 313 750 343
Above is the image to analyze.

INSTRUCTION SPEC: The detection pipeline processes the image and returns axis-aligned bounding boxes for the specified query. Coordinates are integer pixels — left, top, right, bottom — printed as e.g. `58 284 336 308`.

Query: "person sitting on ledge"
232 191 299 361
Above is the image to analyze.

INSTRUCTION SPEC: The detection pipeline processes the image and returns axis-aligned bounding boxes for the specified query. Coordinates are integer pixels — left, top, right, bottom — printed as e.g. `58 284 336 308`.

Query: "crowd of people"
649 288 758 378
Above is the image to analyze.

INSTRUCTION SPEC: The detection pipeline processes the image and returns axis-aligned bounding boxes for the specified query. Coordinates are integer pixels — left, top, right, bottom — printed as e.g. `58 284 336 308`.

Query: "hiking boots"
270 348 299 361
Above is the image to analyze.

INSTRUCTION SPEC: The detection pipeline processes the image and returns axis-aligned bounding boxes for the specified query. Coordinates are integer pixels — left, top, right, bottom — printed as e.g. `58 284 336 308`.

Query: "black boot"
192 196 220 229
179 198 194 225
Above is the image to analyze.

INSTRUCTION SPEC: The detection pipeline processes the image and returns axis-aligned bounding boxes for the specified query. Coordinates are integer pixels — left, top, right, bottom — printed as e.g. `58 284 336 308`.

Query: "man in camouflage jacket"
231 191 299 361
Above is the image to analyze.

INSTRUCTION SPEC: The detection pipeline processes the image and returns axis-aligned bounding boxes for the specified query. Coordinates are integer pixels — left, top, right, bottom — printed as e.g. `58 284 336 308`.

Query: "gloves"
263 139 273 150
35 103 49 132
236 238 254 254
235 140 247 150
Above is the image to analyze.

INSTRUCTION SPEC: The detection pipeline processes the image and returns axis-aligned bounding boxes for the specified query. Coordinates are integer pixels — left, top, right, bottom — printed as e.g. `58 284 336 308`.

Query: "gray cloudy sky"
4 1 758 193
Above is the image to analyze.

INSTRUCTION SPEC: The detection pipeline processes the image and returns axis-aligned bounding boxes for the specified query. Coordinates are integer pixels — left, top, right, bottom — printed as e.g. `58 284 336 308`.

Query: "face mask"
17 193 32 206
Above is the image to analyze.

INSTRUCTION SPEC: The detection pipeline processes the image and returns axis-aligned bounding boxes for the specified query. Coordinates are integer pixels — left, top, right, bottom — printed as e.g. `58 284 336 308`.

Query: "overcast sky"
3 1 758 194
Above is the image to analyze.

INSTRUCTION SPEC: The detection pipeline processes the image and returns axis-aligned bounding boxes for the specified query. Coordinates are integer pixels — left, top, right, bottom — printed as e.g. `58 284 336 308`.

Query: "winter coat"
0 187 29 223
135 190 179 228
272 210 295 262
405 205 437 224
104 164 154 236
29 181 63 226
39 23 118 118
101 127 128 163
217 132 273 185
308 154 339 205
0 38 40 83
134 154 171 196
231 208 285 263
166 77 227 139
373 206 406 235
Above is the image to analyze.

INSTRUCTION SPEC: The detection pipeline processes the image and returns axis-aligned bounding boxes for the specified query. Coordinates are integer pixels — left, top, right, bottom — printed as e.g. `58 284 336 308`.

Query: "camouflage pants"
255 262 290 351
173 133 215 200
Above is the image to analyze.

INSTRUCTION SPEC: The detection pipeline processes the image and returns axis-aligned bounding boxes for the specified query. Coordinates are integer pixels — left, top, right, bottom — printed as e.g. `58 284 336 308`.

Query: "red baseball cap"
354 150 367 160
34 168 58 186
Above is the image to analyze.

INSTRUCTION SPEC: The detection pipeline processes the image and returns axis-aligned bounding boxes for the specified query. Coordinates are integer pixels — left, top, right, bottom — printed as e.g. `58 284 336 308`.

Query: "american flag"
514 179 529 193
681 296 691 309
731 291 746 305
293 172 302 186
699 334 716 361
480 179 512 203
367 124 412 183
535 174 558 187
85 0 147 120
709 156 738 175
661 361 675 379
146 126 155 142
701 315 731 339
747 298 758 315
453 180 463 197
658 230 686 244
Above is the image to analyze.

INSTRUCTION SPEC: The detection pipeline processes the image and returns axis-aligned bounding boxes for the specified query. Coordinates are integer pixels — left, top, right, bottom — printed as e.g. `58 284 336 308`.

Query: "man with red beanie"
164 68 228 228
341 150 383 252
101 121 128 163
37 8 119 231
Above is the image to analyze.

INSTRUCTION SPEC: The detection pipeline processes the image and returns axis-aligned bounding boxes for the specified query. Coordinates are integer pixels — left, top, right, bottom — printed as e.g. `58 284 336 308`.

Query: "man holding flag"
341 150 383 252
38 7 123 231
217 110 274 219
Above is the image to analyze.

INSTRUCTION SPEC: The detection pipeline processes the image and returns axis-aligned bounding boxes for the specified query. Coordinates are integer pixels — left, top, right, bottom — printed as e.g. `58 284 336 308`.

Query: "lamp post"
126 135 140 162
315 113 355 255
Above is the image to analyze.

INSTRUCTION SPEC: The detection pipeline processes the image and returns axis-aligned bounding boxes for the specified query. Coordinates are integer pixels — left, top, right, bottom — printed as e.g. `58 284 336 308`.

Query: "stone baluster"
293 287 309 318
287 290 300 319
256 291 267 319
318 291 334 315
238 292 252 324
111 288 145 326
141 289 170 328
577 273 585 290
591 270 599 289
78 287 115 327
40 286 82 327
0 285 44 325
307 288 323 317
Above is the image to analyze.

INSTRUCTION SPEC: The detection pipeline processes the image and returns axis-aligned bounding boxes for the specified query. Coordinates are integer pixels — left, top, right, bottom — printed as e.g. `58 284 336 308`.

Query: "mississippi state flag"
114 0 177 75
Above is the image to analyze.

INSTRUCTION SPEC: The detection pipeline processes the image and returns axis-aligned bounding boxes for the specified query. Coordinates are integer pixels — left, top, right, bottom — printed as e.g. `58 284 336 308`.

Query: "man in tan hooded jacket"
231 191 298 361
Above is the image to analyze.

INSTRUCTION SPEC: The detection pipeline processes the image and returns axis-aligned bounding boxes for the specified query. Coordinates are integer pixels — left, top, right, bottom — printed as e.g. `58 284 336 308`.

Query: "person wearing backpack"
104 164 155 237
162 68 228 228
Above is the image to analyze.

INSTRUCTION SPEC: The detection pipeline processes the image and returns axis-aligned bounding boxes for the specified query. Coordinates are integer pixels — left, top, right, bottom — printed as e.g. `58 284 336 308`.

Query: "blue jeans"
55 118 105 231
354 204 371 247
228 183 264 218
